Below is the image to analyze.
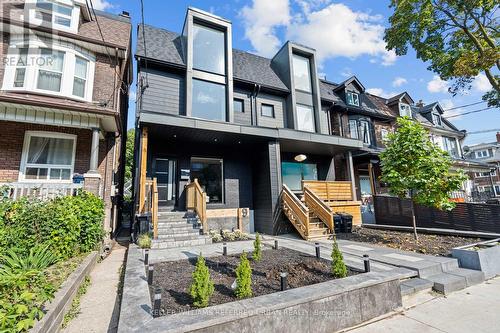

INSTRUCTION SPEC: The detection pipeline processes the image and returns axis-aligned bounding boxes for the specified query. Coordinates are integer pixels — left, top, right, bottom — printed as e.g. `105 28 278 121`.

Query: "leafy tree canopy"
380 117 467 210
125 128 135 183
385 0 499 106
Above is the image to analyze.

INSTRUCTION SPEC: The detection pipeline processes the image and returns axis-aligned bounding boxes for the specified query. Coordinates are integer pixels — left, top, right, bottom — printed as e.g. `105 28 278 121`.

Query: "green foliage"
125 128 135 183
0 245 56 273
138 233 152 249
252 233 262 261
331 239 348 278
380 117 467 211
235 251 252 299
384 0 499 106
72 192 105 253
62 276 91 328
189 254 214 308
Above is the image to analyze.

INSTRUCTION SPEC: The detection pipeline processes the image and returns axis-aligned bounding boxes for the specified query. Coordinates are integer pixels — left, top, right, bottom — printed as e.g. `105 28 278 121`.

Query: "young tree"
252 233 262 261
235 251 252 298
331 238 348 278
380 117 467 240
189 253 214 308
125 128 135 183
384 1 499 106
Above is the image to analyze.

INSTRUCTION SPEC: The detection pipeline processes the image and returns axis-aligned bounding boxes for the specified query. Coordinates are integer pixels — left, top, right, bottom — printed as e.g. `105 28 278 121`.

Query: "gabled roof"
419 102 441 114
136 24 289 92
333 76 365 93
319 80 344 105
387 92 414 105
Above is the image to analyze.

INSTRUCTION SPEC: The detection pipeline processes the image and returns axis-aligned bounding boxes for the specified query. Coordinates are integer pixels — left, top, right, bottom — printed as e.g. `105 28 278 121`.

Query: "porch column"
347 151 357 200
83 128 102 197
138 127 148 214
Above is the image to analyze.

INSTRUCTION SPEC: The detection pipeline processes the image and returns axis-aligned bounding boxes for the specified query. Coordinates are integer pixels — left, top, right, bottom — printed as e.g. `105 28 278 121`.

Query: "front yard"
336 226 484 256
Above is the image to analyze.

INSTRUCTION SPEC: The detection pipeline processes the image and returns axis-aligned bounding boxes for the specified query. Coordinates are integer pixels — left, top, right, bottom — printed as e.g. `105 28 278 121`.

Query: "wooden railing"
303 186 334 232
142 178 159 239
185 179 207 234
282 184 310 239
1 182 83 200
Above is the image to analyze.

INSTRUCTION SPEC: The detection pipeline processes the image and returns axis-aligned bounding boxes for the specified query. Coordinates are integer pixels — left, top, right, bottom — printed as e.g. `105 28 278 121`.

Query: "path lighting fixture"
363 254 371 272
274 239 279 250
144 249 149 265
148 264 154 285
280 272 288 291
223 242 227 256
315 242 320 258
294 154 307 162
153 287 162 318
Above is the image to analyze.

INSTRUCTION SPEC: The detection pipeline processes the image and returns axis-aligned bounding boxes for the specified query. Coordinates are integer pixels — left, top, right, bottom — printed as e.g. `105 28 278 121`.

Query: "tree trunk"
410 197 418 241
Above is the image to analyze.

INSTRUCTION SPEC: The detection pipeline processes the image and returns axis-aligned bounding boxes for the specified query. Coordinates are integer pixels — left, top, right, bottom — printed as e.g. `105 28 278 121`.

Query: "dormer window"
26 0 80 33
346 91 359 106
399 103 412 117
475 150 490 158
432 112 442 126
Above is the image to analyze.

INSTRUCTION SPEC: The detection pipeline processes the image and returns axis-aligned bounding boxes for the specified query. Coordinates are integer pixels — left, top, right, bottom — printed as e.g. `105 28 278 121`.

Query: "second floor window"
296 104 315 132
261 104 275 118
381 128 389 142
349 119 371 144
443 136 459 158
14 48 28 88
399 103 412 117
37 49 65 92
346 91 359 106
292 54 312 93
192 79 226 121
193 24 225 75
233 98 244 113
73 57 88 98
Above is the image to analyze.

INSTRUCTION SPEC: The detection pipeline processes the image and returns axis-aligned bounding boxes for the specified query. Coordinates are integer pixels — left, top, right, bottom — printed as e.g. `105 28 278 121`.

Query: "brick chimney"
416 99 425 108
497 132 500 143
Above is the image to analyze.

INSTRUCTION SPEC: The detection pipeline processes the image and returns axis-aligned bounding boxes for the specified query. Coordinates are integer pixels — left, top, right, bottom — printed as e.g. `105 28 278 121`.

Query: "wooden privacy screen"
374 195 500 233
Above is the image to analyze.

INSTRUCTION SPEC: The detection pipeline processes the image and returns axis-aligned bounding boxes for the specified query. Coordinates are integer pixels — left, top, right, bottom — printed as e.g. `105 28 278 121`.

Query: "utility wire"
442 100 487 111
445 107 496 119
139 0 149 92
467 128 500 134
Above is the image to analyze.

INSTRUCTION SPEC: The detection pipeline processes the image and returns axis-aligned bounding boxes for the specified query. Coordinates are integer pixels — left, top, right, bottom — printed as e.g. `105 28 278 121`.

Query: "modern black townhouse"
133 7 486 248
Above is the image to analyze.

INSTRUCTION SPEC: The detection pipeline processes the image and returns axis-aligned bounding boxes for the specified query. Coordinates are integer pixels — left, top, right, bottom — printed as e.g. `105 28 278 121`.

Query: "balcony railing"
0 182 83 200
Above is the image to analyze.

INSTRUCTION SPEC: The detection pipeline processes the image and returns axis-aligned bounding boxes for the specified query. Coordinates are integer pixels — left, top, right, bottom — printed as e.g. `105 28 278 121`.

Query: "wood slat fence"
374 195 500 233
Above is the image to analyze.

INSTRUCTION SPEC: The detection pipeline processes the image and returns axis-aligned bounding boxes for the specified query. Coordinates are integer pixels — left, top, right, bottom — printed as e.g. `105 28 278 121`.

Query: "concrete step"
157 221 198 228
400 278 434 296
446 268 485 287
157 226 198 233
151 236 212 249
157 230 201 239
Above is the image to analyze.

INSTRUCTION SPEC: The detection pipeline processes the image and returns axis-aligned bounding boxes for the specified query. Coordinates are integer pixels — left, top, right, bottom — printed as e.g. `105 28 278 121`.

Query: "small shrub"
331 239 348 278
209 230 223 243
233 229 249 240
189 254 214 308
235 251 252 298
138 233 152 249
221 229 236 241
252 233 262 261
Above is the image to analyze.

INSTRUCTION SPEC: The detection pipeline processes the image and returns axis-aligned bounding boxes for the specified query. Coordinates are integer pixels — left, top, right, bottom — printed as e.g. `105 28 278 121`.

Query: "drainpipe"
253 84 261 126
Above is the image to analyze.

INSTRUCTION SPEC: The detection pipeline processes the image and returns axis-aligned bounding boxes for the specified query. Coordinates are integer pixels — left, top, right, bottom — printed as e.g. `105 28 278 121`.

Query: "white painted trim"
19 131 77 183
24 0 81 34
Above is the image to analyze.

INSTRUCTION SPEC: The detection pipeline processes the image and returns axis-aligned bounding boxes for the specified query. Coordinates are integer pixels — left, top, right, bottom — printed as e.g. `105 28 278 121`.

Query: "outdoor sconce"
241 208 248 217
294 154 307 162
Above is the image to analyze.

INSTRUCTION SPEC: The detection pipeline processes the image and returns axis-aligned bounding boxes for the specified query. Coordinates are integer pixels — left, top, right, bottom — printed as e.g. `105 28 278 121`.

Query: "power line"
444 107 496 119
467 128 500 134
139 0 149 92
443 100 487 111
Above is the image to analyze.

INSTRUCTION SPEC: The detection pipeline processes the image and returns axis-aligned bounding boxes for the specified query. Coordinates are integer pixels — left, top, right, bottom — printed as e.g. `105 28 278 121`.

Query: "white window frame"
432 112 442 126
25 0 81 34
348 119 359 139
346 91 360 106
494 184 500 196
380 128 389 142
475 150 490 158
399 103 412 117
359 120 371 145
2 36 95 102
19 131 77 183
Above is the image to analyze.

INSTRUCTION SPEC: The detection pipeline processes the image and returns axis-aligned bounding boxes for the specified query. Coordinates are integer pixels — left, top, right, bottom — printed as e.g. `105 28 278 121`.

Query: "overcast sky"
93 0 499 146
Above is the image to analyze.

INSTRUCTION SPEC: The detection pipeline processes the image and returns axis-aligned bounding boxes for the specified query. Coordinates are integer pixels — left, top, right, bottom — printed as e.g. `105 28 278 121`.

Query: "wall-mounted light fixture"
294 154 307 162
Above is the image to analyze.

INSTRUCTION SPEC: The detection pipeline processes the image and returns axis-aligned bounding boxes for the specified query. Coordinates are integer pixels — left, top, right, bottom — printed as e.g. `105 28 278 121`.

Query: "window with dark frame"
261 104 274 117
233 98 244 113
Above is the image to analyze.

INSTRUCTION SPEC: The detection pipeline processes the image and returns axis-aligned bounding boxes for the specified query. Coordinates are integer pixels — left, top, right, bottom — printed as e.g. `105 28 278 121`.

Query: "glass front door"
281 162 318 191
154 158 176 206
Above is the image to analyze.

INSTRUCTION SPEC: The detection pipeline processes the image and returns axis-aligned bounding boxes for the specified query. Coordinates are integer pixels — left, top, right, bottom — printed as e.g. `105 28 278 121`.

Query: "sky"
93 0 499 146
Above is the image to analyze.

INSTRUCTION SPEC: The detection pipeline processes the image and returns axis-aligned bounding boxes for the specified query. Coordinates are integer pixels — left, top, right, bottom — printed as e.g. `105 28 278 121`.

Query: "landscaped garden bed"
148 248 357 315
336 226 484 256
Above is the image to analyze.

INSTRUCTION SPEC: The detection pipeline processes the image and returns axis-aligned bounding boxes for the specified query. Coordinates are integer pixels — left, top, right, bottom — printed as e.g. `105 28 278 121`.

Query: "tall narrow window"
292 54 312 92
432 112 442 126
349 119 358 139
37 49 64 92
191 158 223 204
192 24 225 75
359 120 371 145
296 104 315 132
73 57 88 98
192 79 226 121
14 48 28 87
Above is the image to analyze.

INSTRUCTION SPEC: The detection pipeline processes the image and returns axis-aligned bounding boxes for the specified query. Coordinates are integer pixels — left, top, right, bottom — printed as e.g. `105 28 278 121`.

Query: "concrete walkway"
62 242 128 333
349 276 500 333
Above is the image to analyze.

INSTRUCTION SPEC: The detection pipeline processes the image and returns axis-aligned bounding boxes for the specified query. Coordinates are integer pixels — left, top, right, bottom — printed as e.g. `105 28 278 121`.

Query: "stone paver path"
62 242 127 333
349 276 500 333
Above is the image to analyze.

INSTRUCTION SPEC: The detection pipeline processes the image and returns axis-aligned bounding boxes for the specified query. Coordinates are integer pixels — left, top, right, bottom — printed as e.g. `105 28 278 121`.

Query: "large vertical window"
296 104 315 132
193 24 225 75
192 79 226 121
191 158 223 204
349 119 359 139
21 132 76 181
37 48 64 92
292 54 312 92
14 48 28 88
359 120 371 145
73 57 88 98
281 162 318 191
443 137 459 157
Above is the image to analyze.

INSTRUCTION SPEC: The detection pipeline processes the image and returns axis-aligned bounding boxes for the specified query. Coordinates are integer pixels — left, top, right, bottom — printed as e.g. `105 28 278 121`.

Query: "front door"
153 158 176 207
359 175 375 224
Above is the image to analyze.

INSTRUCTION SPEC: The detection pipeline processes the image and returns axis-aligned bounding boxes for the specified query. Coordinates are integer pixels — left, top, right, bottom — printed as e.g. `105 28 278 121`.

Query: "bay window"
20 132 76 182
2 39 95 101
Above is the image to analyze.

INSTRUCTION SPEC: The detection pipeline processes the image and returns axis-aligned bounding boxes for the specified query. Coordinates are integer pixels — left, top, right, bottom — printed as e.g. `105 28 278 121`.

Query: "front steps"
151 211 212 249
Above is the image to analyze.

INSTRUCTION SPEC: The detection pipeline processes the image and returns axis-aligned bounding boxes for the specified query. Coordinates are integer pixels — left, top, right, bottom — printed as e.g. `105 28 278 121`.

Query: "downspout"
250 83 257 126
254 84 261 126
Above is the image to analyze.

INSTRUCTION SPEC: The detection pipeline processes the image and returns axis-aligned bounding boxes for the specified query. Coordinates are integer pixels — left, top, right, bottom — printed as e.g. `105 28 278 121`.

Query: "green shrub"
331 239 348 278
189 254 214 308
252 233 262 261
235 251 252 299
138 233 152 249
72 192 105 253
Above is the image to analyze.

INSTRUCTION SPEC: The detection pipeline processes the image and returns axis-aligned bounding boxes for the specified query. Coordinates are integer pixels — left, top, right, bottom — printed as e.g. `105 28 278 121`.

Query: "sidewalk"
62 242 128 333
349 276 500 333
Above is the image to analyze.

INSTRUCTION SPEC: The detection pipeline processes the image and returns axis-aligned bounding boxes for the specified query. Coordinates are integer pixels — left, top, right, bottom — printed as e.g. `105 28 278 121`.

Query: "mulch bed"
336 226 484 256
149 248 356 315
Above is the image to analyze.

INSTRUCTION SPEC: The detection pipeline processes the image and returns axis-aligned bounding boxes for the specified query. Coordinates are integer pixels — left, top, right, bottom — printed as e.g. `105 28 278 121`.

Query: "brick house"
0 0 132 236
464 133 500 198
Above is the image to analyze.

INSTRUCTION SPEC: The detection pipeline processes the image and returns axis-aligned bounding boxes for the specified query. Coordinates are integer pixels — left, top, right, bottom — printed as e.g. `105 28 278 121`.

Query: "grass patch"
45 253 87 289
61 276 91 329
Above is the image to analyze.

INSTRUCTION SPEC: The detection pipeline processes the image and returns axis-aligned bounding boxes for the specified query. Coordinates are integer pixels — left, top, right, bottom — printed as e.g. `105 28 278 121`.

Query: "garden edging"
30 251 98 333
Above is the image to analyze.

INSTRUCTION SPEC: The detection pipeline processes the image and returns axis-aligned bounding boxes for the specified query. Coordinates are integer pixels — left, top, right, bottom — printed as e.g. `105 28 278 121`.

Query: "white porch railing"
0 182 83 200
